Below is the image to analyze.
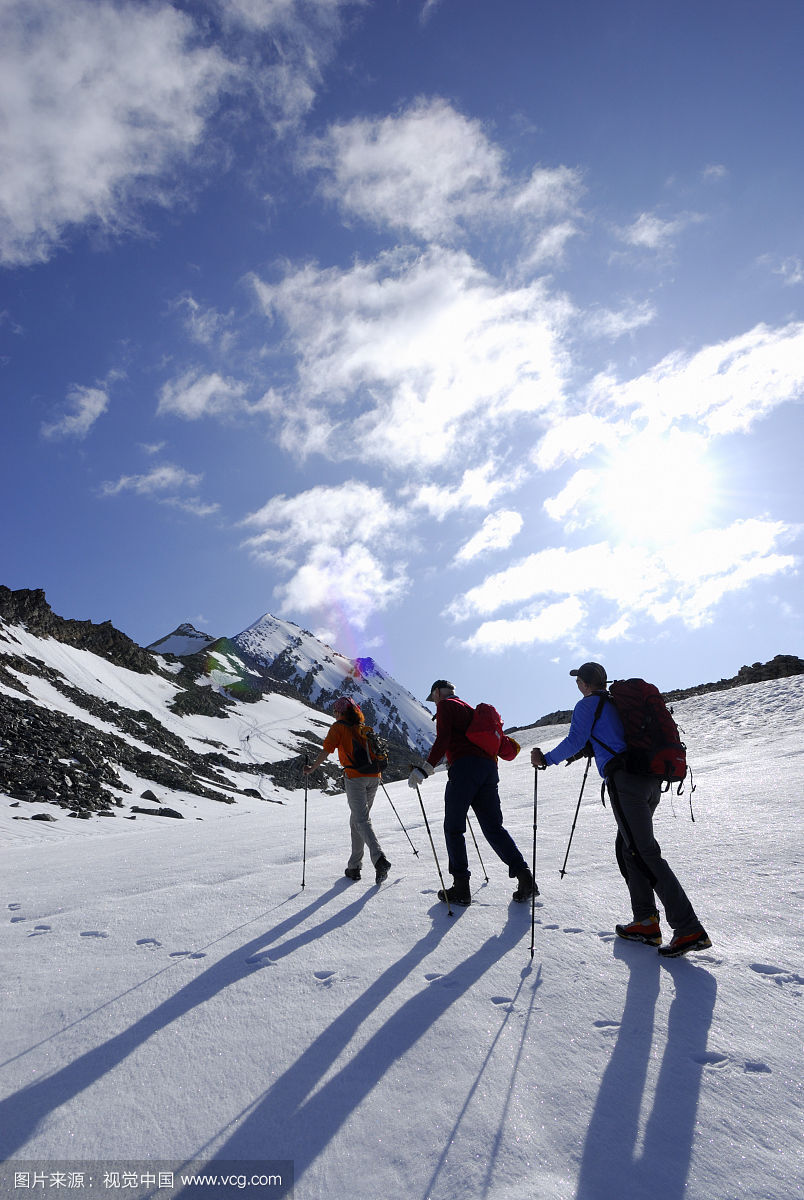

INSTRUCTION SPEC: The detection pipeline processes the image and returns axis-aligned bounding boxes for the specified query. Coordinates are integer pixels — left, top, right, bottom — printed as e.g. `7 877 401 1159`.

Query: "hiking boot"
438 877 471 906
512 868 538 903
658 928 712 958
374 855 391 885
615 915 662 947
344 867 361 881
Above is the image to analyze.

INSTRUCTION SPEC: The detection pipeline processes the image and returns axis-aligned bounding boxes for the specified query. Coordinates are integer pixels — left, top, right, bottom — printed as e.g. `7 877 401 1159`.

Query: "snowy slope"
1 675 802 1200
0 617 333 814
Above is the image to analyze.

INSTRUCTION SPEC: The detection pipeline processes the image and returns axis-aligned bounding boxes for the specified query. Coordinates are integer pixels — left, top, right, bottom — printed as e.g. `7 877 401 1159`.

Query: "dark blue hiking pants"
443 755 527 880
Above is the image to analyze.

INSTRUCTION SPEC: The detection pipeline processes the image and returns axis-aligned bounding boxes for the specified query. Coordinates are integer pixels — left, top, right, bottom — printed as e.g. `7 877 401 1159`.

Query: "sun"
597 430 715 545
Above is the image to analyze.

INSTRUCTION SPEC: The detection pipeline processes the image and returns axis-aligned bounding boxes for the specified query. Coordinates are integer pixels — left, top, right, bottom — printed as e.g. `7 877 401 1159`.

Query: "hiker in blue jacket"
531 662 711 958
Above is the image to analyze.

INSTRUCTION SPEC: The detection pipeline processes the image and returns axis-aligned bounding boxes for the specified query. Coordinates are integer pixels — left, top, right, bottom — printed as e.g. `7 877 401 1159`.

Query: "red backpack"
465 702 521 762
593 679 687 786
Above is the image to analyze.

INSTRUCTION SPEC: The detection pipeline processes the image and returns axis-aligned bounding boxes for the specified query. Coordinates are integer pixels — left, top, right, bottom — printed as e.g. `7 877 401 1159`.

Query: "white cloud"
447 519 796 647
0 0 365 266
460 598 586 653
303 97 505 240
616 210 702 252
276 543 408 630
252 246 572 467
407 461 526 520
102 462 202 497
303 97 583 257
158 370 251 420
758 254 804 287
242 481 407 558
100 460 218 517
241 481 410 628
454 511 524 564
216 0 362 134
581 300 656 340
0 0 232 267
589 320 804 436
41 384 109 440
542 469 599 527
174 296 236 351
533 413 623 472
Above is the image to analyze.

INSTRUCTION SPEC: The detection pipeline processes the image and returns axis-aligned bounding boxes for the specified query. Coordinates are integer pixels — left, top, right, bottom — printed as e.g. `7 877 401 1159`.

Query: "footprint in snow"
750 963 804 992
597 931 616 942
81 931 109 939
563 927 584 934
244 951 274 967
693 1051 729 1069
8 903 21 911
10 916 26 924
593 1019 620 1032
491 996 515 1011
543 923 560 931
169 950 207 960
744 1061 772 1074
314 970 336 987
28 925 51 937
136 938 162 950
424 973 458 989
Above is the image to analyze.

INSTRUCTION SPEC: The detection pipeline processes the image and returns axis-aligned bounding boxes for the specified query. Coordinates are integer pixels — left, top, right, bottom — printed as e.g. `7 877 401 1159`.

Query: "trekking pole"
559 755 591 879
380 780 419 856
301 754 309 890
466 816 489 882
530 766 540 960
414 784 453 917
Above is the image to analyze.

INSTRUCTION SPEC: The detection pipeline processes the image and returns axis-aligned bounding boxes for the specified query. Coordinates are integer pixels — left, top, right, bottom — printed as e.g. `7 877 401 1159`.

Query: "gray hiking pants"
606 769 700 935
344 774 383 870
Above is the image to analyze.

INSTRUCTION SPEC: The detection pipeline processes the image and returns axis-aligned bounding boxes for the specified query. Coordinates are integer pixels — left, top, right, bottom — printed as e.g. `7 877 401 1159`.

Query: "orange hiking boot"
615 915 662 947
657 928 712 958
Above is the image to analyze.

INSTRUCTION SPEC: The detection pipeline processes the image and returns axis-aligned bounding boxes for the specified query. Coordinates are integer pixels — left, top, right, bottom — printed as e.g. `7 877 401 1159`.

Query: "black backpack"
340 722 389 775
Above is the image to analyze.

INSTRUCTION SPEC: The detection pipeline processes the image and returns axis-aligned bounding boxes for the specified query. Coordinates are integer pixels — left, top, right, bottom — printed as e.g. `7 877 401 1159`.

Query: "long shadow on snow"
0 880 371 1159
176 907 527 1192
575 940 717 1200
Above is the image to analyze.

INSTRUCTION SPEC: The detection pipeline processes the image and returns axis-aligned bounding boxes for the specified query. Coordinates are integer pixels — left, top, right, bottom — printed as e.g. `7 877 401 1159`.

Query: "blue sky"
2 0 802 725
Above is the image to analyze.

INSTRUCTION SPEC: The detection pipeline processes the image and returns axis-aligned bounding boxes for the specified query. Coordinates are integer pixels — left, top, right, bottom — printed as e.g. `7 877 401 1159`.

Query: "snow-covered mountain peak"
230 612 432 754
147 623 216 657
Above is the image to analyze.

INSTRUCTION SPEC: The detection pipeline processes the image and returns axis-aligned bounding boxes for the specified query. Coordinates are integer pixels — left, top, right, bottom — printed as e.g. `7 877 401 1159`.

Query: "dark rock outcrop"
0 586 155 674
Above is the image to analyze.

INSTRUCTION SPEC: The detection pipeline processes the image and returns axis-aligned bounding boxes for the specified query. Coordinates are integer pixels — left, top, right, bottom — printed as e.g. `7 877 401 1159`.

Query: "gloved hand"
530 747 547 770
408 762 434 789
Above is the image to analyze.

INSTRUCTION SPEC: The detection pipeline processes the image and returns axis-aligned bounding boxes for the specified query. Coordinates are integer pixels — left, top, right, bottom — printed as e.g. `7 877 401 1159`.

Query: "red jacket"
426 697 491 768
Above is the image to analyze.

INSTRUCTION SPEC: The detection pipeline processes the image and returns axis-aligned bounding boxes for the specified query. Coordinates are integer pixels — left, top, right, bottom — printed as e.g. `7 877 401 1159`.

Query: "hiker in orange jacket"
304 697 391 885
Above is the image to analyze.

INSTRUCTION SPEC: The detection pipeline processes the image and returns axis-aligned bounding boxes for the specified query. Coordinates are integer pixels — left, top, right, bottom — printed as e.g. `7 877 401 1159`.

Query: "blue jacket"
544 692 626 778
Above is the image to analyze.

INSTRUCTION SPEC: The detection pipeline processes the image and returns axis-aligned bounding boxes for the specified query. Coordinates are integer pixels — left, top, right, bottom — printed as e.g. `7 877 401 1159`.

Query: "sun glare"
598 431 715 545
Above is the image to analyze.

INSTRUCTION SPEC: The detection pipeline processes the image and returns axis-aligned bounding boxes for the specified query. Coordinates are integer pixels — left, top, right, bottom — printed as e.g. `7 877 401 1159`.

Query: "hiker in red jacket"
409 680 534 907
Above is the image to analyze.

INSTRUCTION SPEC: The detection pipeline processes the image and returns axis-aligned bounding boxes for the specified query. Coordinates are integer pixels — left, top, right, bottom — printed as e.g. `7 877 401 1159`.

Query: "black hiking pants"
444 755 528 880
606 768 700 935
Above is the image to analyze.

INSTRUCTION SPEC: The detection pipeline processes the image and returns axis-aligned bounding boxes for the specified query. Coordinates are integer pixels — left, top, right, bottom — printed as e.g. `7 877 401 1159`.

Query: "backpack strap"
588 693 616 755
588 693 627 790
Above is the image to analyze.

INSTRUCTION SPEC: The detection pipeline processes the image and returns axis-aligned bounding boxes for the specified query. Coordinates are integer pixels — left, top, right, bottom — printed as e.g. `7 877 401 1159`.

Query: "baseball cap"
427 679 453 702
570 662 607 689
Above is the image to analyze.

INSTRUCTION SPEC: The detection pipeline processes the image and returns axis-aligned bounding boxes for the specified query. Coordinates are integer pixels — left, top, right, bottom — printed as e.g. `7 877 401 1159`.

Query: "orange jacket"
322 720 380 779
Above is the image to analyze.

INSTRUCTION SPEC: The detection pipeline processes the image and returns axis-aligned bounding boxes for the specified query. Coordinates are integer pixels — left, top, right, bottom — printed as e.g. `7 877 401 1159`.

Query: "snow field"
1 675 802 1200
